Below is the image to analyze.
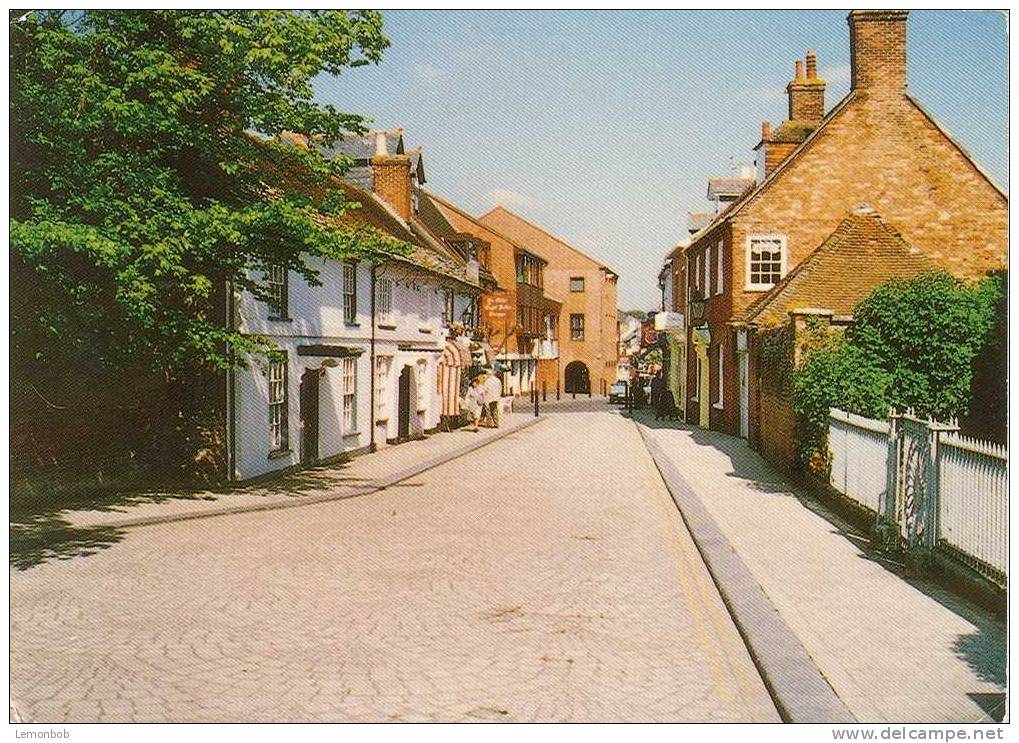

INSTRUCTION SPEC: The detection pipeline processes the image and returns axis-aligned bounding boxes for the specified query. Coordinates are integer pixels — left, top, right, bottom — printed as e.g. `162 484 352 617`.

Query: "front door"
299 368 320 464
697 350 710 429
397 365 412 441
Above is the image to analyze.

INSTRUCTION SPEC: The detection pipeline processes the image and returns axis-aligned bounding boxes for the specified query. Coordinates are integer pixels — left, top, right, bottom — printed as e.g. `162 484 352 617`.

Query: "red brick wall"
370 156 412 221
749 326 799 473
849 10 908 95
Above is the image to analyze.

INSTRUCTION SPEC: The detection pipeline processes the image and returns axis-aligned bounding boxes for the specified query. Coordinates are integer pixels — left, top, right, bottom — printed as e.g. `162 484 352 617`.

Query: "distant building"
426 192 562 397
478 207 620 396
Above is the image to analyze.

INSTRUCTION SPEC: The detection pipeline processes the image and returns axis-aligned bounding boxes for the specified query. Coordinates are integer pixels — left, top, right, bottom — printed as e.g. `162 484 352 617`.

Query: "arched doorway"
564 361 590 394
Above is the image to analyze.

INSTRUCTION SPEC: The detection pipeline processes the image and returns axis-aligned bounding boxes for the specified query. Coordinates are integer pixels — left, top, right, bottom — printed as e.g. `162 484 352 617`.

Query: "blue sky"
314 10 1008 310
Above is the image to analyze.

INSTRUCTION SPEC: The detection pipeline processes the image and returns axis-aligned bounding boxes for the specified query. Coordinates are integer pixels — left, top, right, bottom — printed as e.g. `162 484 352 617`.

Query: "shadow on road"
629 408 1006 713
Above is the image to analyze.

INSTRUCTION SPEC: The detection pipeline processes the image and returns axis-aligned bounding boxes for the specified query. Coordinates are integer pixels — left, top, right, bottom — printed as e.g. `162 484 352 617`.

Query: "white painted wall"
232 255 478 480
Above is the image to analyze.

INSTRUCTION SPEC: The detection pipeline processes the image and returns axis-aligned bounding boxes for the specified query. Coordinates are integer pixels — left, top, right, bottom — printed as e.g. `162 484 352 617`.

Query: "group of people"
460 370 503 432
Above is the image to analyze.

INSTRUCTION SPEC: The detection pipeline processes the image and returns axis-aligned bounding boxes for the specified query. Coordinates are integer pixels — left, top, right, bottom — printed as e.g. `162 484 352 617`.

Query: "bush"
793 270 1004 467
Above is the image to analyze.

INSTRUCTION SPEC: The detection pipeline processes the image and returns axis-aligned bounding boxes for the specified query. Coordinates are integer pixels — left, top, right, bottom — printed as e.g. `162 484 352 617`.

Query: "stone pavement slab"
635 412 1006 723
10 404 779 723
60 411 539 531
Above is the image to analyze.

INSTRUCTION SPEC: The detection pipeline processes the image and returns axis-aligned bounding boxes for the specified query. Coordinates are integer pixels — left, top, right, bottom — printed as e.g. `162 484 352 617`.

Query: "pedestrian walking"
482 371 503 428
460 375 485 432
651 370 667 420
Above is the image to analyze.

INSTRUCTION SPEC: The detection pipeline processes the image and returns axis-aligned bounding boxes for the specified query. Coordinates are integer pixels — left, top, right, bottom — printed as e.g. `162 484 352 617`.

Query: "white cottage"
225 136 485 482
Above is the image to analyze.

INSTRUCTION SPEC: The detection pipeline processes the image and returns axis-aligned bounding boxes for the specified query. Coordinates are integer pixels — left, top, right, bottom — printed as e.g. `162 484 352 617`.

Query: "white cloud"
482 188 540 212
412 64 444 82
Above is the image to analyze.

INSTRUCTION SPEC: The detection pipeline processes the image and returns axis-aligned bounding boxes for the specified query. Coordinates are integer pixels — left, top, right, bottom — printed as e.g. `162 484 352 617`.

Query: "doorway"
397 365 412 441
299 368 320 464
564 361 590 394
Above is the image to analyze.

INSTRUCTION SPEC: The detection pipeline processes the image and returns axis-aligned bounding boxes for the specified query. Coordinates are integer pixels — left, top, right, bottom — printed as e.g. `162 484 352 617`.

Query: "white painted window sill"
713 402 724 410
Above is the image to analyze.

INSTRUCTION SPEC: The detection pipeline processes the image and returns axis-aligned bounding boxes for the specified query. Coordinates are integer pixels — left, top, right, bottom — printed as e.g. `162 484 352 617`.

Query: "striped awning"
439 337 472 368
437 337 471 417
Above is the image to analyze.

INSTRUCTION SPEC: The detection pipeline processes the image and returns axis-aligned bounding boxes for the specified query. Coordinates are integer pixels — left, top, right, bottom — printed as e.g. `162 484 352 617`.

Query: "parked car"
609 381 628 404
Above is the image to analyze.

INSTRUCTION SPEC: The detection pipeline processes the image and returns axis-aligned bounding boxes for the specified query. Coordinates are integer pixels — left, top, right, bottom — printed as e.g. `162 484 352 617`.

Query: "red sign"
481 290 513 322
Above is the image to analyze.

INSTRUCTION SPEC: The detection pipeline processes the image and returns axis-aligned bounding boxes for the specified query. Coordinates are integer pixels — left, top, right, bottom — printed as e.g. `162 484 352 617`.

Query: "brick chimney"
370 131 412 221
787 51 826 122
848 10 909 95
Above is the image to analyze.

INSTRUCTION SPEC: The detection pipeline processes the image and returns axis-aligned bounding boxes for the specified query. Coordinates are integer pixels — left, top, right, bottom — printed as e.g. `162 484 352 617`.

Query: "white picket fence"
937 432 1008 579
828 409 891 515
828 408 1008 583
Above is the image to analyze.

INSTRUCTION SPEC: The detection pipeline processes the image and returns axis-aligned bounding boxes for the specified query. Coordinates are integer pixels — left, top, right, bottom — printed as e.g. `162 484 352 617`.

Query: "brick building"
734 205 931 470
426 192 562 396
681 10 1007 441
478 207 620 397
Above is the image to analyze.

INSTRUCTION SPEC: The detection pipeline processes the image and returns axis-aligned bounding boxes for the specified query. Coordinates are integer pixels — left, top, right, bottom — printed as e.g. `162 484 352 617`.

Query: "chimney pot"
762 120 771 140
805 50 818 79
374 131 388 157
794 59 805 80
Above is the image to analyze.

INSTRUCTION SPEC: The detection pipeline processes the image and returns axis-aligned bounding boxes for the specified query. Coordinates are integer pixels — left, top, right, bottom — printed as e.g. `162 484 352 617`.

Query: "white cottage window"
377 277 394 326
746 235 787 291
268 354 288 452
375 355 392 420
343 262 357 324
266 264 288 319
416 359 429 412
342 356 358 433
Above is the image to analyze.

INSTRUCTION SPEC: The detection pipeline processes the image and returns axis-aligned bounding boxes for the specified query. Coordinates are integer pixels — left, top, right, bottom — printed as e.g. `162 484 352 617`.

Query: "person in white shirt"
481 372 503 428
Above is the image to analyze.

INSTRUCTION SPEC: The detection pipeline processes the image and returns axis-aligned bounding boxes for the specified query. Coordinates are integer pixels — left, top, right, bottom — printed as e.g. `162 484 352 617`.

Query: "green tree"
11 10 406 378
794 270 1004 467
848 270 1002 420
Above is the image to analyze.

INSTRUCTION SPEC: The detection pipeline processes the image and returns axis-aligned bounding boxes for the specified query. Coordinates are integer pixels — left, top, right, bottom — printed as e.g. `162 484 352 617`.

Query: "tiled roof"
263 133 475 289
734 205 930 327
687 211 714 233
478 206 620 278
316 129 425 190
706 177 755 200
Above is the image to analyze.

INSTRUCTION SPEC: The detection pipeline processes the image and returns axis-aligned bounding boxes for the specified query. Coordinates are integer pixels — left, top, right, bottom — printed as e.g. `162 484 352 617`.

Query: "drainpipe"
369 263 377 453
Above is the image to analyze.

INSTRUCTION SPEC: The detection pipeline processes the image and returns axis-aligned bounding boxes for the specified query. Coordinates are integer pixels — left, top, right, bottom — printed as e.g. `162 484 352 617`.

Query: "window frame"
715 240 724 296
266 264 289 320
570 313 585 341
342 356 358 434
569 276 585 293
377 276 394 327
745 234 787 292
704 244 711 296
343 262 358 324
374 355 392 421
268 353 289 453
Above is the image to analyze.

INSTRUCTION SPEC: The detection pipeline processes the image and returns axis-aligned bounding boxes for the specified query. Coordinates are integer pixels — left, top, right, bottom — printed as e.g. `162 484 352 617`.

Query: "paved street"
10 400 778 723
